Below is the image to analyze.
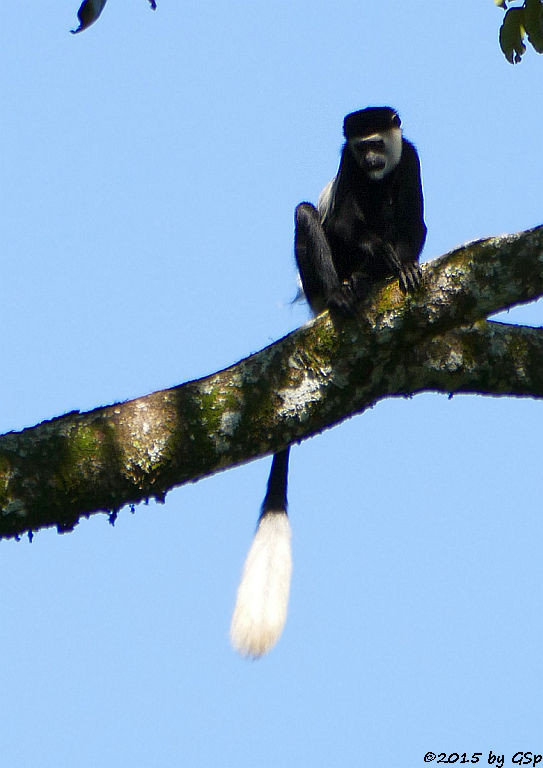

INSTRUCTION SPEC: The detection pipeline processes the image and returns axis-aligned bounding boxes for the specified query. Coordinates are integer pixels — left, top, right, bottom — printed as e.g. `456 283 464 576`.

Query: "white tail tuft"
230 511 292 659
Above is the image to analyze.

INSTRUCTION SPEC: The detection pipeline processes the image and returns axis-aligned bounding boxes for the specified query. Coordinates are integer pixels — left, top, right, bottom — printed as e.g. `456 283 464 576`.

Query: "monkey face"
349 127 402 180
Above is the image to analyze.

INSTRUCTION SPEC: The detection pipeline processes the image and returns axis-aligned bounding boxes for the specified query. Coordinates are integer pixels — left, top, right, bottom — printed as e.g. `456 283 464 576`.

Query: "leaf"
71 0 108 34
71 0 157 34
525 0 543 53
499 6 527 62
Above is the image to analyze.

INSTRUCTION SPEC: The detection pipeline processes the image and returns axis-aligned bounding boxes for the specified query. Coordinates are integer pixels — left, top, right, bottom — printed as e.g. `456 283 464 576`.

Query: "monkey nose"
365 155 386 170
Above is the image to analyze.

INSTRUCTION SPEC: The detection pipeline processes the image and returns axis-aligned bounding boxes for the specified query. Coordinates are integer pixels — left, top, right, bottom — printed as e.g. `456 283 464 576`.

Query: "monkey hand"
398 261 422 293
382 245 421 293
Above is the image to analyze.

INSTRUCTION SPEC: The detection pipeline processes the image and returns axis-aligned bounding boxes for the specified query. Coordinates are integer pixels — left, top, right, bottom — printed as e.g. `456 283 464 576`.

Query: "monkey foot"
327 284 360 317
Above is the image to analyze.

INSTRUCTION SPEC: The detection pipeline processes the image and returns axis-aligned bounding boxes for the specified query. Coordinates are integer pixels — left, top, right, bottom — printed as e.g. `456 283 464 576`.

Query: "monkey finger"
383 247 402 273
398 266 412 293
405 267 416 291
408 263 422 289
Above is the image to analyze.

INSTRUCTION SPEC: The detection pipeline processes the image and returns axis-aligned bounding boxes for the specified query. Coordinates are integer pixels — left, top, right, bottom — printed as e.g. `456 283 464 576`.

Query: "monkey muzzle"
363 153 386 172
354 137 387 173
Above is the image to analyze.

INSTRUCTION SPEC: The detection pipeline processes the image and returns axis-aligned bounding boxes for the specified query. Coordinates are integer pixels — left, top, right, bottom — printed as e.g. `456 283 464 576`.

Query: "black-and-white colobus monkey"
297 106 426 314
230 107 426 658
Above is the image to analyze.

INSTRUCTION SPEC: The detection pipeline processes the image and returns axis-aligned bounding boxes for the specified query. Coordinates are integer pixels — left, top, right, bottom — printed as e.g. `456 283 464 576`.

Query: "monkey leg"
294 203 358 316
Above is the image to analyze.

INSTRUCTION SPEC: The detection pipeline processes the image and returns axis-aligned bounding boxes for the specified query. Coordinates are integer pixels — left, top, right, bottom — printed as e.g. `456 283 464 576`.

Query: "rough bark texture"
1 225 542 540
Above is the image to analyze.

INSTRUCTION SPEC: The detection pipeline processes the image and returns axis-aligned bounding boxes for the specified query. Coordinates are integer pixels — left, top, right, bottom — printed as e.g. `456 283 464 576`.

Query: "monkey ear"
71 0 108 33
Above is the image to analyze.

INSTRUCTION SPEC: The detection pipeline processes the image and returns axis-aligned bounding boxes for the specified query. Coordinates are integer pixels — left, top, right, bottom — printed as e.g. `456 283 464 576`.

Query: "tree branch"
400 320 543 398
1 225 542 540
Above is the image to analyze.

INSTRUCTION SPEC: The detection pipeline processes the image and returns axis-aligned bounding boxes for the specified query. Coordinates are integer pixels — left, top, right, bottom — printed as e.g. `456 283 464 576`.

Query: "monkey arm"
395 140 427 261
375 143 426 292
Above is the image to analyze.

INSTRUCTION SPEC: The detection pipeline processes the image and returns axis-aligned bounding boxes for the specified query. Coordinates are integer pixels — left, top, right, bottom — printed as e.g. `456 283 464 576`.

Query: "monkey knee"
295 202 320 227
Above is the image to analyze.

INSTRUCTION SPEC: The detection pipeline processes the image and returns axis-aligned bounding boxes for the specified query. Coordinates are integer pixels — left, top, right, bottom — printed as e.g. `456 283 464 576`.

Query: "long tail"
230 448 292 658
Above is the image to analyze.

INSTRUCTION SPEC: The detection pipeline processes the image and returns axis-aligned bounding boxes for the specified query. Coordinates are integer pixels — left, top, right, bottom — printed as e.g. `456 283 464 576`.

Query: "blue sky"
2 2 543 766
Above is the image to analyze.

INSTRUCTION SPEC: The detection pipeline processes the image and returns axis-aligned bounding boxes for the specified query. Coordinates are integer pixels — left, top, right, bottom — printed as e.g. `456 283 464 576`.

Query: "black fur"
234 110 427 656
295 107 426 315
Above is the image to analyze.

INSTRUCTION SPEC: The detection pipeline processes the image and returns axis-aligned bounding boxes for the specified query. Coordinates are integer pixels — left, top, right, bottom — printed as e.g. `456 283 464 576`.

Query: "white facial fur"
351 126 403 180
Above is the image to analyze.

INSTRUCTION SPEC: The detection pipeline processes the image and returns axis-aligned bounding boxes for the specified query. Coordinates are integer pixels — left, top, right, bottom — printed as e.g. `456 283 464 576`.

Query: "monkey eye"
362 139 385 152
392 113 401 128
